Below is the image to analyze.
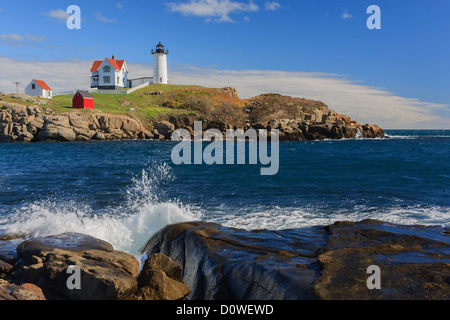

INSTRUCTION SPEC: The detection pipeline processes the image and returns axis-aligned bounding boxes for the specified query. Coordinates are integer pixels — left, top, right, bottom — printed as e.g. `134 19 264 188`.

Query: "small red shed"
73 90 94 109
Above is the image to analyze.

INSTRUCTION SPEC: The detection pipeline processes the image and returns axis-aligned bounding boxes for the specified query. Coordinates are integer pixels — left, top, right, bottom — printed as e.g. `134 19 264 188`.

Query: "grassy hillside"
49 84 248 126
50 85 201 122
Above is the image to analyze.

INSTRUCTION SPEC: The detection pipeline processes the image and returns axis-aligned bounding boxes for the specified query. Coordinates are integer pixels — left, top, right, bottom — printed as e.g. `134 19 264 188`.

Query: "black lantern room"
152 42 169 55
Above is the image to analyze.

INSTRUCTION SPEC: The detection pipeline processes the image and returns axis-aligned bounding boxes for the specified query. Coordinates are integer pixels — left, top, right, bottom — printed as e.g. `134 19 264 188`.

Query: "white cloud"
96 12 116 23
43 9 70 22
265 1 281 11
0 33 48 44
0 56 448 129
341 9 353 19
166 0 259 22
116 3 124 10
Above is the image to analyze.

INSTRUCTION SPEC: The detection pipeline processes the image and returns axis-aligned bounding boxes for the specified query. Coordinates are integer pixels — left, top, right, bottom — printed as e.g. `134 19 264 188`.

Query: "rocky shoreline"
1 219 449 300
0 94 386 143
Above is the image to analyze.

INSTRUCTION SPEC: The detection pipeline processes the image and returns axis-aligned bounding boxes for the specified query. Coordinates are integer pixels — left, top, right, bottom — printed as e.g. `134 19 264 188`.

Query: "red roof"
90 61 103 72
34 80 51 91
91 58 125 72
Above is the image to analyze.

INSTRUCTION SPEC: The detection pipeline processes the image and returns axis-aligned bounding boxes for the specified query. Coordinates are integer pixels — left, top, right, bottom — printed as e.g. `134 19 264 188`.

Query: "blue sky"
0 0 449 128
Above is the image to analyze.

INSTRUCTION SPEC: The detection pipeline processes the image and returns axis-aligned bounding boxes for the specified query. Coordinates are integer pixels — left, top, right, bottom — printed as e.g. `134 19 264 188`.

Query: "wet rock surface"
2 219 447 300
142 219 450 300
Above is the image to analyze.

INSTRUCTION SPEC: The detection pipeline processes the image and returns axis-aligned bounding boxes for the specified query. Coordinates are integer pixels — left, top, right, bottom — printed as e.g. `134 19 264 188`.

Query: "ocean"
1 130 449 255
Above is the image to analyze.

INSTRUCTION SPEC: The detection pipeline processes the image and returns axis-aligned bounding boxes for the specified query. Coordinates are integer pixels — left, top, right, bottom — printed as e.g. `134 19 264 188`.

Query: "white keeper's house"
25 79 53 99
90 55 129 90
90 42 169 90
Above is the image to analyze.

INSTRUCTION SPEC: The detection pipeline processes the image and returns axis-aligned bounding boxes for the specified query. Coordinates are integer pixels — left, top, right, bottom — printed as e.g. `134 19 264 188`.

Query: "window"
32 84 35 89
103 66 111 72
160 77 163 83
104 76 111 83
117 76 120 84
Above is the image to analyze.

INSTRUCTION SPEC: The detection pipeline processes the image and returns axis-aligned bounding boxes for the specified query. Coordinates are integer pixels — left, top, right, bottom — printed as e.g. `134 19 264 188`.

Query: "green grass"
49 84 201 123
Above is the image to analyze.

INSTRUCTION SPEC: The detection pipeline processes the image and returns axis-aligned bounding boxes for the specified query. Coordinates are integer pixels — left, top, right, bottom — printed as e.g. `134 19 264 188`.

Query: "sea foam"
0 163 202 254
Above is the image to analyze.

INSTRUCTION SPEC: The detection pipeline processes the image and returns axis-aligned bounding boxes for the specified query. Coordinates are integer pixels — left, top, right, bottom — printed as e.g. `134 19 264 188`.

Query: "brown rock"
68 113 91 129
154 121 175 138
45 115 71 128
133 271 190 300
0 123 12 136
134 253 190 300
0 260 12 274
140 253 184 283
15 233 139 300
38 126 76 142
219 87 239 99
142 129 154 140
74 127 96 141
121 117 142 133
93 132 106 141
362 124 385 138
0 279 46 300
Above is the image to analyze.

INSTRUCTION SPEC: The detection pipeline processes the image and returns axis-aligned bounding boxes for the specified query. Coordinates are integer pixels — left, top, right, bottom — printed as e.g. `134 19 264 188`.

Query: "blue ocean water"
0 130 449 254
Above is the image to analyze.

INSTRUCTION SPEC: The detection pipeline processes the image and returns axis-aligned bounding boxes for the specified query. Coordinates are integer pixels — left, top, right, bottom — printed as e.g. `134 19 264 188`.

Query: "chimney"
112 54 115 60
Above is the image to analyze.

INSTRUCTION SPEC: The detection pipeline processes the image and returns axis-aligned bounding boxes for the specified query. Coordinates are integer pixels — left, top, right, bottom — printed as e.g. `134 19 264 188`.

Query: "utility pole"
12 82 21 94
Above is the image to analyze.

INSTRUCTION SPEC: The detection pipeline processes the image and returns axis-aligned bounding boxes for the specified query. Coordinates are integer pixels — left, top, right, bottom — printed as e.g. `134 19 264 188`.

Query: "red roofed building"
90 55 128 90
25 79 53 99
73 90 94 109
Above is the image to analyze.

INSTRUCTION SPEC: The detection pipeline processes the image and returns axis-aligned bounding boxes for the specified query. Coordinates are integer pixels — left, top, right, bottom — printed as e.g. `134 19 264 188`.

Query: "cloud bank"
0 56 448 129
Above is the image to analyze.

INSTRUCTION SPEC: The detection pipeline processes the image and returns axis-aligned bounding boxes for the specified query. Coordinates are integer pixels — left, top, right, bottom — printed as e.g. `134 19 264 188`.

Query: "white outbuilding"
25 79 53 99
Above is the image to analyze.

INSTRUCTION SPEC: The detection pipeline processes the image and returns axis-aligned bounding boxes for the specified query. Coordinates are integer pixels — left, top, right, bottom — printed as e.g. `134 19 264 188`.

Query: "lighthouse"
152 42 169 85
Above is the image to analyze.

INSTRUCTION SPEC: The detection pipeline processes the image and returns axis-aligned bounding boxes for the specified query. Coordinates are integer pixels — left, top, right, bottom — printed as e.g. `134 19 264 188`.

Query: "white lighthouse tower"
152 42 169 85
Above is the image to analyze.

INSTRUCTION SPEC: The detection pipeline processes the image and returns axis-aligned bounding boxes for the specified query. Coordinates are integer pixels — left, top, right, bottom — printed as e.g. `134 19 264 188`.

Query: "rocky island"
1 219 449 300
0 86 385 143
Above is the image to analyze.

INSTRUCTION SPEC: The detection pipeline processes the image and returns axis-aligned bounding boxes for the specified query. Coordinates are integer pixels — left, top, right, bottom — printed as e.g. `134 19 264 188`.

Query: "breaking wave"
0 163 202 254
